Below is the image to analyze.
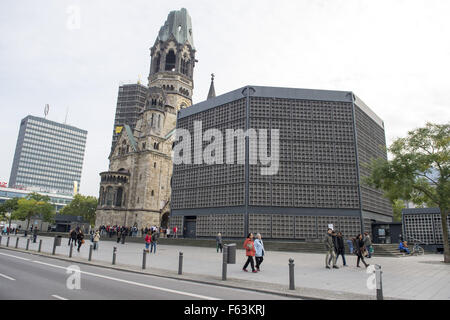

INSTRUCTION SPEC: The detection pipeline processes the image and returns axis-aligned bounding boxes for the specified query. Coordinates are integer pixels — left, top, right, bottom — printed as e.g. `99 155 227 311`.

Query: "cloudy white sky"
0 0 449 197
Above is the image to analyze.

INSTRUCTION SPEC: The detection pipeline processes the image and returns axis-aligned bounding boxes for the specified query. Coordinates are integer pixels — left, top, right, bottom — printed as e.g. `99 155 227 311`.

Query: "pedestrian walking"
166 228 170 238
327 230 339 266
335 232 347 267
144 231 151 253
117 228 122 243
363 232 373 258
76 230 85 252
93 230 100 250
324 228 338 269
69 229 77 246
216 233 223 253
242 233 257 273
150 229 159 254
354 234 369 268
173 226 178 238
32 226 38 243
346 238 354 254
254 233 265 272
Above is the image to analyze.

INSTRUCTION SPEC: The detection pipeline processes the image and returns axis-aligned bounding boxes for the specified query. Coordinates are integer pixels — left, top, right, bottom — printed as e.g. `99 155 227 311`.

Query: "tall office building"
111 83 148 151
170 85 392 239
9 115 88 195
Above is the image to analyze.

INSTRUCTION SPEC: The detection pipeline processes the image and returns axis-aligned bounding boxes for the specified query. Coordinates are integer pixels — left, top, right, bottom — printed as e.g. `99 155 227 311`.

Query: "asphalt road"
0 249 297 300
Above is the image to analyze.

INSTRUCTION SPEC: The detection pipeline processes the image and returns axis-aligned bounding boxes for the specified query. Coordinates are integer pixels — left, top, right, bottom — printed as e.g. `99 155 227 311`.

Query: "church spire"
207 73 216 100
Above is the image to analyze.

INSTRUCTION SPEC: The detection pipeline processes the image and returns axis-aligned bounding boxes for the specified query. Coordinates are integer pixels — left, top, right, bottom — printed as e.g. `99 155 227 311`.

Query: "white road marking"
0 252 31 261
52 295 68 300
31 260 220 300
0 272 16 281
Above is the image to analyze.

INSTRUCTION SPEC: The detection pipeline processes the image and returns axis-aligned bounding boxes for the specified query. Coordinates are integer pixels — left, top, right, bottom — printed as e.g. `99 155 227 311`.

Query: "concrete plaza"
1 234 449 300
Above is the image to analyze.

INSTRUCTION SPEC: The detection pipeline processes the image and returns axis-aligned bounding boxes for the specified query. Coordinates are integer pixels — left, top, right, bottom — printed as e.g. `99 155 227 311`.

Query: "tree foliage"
0 198 20 220
392 199 405 223
59 194 98 226
13 198 55 229
366 122 450 262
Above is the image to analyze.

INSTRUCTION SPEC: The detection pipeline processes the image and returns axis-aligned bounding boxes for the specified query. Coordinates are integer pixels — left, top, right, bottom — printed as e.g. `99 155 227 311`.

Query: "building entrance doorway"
184 216 196 238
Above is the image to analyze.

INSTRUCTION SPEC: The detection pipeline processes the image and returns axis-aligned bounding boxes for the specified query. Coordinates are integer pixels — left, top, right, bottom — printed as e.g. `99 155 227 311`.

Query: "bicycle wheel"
417 246 424 256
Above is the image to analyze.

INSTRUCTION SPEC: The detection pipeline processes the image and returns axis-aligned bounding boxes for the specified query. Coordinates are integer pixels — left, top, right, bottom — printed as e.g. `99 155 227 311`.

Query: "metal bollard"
7 237 10 247
38 239 42 253
15 237 19 248
178 252 183 275
52 238 57 255
222 245 228 281
289 258 295 290
142 249 147 269
69 242 73 258
375 264 383 300
88 245 93 261
112 247 117 265
0 235 2 246
26 239 30 250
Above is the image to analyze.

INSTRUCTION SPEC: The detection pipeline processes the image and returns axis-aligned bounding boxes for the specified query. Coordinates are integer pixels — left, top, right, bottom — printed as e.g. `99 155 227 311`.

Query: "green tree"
366 122 450 263
13 198 55 231
59 194 98 226
392 199 405 222
0 198 20 223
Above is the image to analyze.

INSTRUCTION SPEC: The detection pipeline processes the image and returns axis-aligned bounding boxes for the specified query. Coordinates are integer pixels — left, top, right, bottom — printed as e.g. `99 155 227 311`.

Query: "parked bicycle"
411 243 425 256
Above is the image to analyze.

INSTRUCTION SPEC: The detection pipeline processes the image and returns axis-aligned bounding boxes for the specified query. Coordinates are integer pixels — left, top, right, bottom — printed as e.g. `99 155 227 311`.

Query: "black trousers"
243 256 255 271
255 257 264 269
356 253 368 267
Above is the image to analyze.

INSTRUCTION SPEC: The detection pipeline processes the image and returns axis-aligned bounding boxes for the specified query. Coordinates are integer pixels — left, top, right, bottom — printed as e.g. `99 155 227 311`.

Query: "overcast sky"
0 0 449 197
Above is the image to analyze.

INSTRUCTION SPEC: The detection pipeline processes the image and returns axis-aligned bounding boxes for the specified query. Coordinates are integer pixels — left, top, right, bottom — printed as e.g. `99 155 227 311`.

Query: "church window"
154 162 157 168
115 188 123 207
151 190 154 196
154 53 161 73
106 187 113 206
142 142 146 150
165 50 176 71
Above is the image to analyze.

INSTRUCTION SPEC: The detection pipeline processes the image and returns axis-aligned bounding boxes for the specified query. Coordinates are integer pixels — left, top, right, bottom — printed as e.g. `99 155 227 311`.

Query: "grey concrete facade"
171 86 393 239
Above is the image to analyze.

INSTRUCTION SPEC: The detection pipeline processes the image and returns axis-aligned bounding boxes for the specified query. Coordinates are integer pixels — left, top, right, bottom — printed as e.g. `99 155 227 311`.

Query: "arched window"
115 187 123 207
106 187 113 206
99 187 105 205
165 50 176 71
154 53 161 73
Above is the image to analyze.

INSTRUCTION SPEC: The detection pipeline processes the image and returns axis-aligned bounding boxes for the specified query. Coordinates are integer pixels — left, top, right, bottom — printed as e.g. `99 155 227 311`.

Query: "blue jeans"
366 246 372 258
150 242 157 253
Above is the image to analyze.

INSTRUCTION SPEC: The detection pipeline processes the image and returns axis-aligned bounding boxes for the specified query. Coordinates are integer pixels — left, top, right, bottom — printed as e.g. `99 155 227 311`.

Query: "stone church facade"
95 8 197 229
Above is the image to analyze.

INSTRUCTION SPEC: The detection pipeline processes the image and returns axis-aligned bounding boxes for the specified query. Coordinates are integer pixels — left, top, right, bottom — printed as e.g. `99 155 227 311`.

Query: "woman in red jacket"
144 231 152 253
243 233 257 273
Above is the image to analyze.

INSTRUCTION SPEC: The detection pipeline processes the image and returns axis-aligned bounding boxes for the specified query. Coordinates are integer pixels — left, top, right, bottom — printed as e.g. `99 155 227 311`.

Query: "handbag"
81 239 85 244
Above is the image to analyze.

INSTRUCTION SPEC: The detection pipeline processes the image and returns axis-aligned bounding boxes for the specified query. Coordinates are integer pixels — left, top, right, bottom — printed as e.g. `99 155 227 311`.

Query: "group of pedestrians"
68 227 86 252
144 228 160 254
242 233 265 273
324 229 373 269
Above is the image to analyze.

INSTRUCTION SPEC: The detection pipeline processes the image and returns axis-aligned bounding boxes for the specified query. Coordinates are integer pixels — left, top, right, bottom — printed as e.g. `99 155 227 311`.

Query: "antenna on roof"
64 107 69 124
44 104 49 118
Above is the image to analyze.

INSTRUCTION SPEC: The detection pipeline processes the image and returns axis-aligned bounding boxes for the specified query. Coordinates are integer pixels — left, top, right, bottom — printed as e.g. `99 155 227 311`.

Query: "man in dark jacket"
32 226 38 243
69 229 77 246
323 229 338 269
150 230 159 253
335 232 347 266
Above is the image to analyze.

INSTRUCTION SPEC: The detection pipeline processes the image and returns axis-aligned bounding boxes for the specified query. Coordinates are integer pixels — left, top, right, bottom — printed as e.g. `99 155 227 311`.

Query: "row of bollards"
0 236 384 300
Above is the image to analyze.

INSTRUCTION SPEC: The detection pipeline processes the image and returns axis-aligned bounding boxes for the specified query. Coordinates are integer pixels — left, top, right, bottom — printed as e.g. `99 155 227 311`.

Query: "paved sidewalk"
1 234 449 300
